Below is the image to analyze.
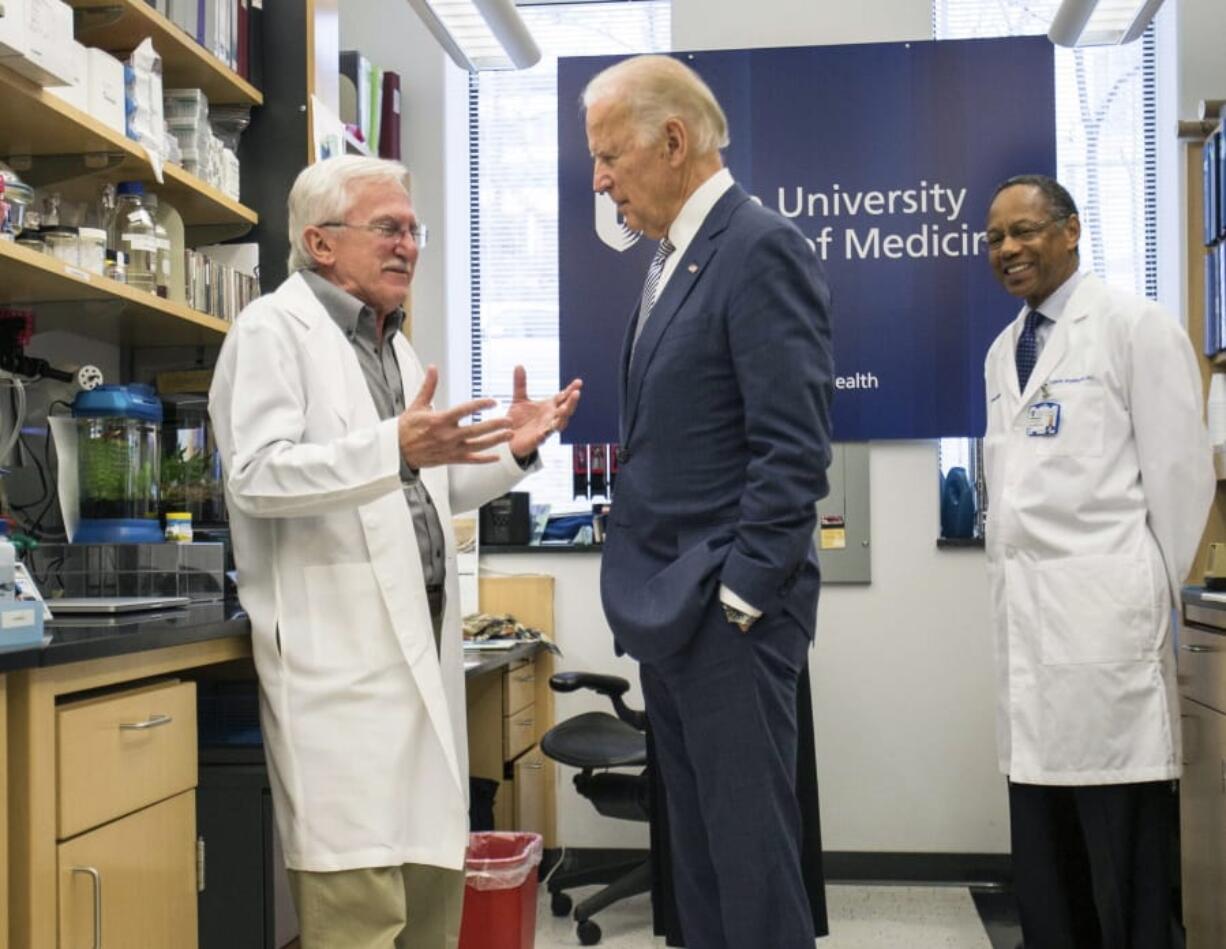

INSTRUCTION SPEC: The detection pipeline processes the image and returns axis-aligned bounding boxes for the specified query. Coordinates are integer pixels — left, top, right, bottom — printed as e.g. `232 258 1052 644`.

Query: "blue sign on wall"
557 36 1055 442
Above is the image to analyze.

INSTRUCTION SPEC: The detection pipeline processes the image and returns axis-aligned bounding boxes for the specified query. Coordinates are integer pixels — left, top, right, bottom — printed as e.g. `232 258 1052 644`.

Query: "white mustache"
383 264 412 274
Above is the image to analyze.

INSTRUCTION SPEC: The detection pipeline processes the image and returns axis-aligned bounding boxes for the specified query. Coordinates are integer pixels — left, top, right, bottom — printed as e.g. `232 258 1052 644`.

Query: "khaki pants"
289 863 466 949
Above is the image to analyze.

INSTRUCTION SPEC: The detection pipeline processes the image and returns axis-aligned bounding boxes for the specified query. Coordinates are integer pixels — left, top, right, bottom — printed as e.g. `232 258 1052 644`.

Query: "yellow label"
820 528 846 550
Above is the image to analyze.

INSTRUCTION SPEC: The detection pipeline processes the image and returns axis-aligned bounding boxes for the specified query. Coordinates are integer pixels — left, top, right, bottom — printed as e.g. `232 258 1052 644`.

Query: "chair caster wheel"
577 919 601 946
550 891 572 917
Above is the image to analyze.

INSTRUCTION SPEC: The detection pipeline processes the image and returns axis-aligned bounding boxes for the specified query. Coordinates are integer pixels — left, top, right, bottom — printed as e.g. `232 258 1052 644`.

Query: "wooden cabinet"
466 575 557 846
57 790 198 949
1179 694 1226 949
1182 133 1226 949
6 636 250 948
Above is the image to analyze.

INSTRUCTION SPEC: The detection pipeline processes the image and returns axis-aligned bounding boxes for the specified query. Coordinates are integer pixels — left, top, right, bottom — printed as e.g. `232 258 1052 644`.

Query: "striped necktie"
632 237 675 356
1015 310 1047 392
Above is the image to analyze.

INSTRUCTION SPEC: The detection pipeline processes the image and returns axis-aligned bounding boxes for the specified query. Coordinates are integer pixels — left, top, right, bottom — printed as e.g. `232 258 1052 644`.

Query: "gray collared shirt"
302 269 446 590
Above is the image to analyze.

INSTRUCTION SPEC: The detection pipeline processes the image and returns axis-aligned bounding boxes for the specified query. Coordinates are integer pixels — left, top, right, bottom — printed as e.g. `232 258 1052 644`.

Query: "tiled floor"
534 883 1021 948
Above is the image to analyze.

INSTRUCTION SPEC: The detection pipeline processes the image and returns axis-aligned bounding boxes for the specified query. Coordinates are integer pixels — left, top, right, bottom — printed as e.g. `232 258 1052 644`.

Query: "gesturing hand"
505 365 583 460
398 366 513 468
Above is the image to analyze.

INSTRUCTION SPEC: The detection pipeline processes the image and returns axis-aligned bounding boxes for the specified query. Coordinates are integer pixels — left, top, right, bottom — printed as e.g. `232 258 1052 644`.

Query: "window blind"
470 1 671 513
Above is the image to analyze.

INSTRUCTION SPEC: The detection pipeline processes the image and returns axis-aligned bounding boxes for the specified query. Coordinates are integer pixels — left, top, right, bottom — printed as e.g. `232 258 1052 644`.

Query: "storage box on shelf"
0 0 76 88
66 0 262 108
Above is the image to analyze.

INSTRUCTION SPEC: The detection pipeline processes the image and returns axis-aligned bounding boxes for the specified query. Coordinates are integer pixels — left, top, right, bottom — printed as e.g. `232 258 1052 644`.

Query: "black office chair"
540 671 650 946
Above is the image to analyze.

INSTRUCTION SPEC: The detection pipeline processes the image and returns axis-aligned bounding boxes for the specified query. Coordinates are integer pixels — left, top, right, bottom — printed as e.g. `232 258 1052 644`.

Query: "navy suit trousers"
640 601 815 949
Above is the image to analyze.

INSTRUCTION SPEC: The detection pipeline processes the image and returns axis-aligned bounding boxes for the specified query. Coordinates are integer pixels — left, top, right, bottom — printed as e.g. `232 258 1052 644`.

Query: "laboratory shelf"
0 239 231 345
0 66 257 235
68 0 263 106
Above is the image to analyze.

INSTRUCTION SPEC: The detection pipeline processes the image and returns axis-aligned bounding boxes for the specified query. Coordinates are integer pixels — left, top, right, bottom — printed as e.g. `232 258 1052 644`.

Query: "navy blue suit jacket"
600 183 835 664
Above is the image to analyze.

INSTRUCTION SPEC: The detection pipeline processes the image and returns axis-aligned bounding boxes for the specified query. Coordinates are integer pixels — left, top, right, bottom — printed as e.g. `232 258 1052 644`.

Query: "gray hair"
286 156 412 273
582 55 729 156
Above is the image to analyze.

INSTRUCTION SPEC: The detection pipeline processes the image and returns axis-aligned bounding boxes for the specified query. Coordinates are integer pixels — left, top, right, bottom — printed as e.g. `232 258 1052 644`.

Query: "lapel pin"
687 263 699 274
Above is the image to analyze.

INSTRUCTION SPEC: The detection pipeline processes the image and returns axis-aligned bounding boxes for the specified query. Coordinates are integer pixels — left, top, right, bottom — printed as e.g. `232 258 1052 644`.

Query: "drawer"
58 680 197 839
1179 621 1226 715
503 661 536 717
504 702 536 762
58 790 198 949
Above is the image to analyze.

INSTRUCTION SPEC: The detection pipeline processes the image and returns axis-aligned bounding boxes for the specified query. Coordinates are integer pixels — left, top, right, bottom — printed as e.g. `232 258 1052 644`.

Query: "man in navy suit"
585 55 835 949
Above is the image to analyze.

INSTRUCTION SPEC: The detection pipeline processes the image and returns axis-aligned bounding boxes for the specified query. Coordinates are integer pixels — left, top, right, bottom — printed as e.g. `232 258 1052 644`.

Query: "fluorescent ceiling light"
406 0 542 71
1048 0 1166 47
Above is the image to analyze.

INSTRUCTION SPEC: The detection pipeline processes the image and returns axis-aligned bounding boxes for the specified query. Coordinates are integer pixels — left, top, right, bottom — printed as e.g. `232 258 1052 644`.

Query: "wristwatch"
721 603 757 633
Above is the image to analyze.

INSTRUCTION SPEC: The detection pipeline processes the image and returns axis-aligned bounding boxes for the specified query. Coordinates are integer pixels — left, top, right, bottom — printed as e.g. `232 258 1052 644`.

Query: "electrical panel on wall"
815 442 871 583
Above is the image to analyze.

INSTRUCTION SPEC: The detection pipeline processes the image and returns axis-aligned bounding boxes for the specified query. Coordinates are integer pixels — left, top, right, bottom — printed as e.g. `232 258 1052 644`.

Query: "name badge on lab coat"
1025 401 1061 437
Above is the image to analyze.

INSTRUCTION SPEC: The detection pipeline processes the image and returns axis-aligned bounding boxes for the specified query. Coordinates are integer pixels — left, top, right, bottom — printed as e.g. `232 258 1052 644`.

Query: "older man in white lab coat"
209 156 580 949
982 174 1213 949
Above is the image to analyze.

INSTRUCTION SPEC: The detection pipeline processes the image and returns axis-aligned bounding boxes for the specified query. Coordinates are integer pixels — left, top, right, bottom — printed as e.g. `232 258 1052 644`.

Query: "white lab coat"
209 272 529 871
983 272 1213 786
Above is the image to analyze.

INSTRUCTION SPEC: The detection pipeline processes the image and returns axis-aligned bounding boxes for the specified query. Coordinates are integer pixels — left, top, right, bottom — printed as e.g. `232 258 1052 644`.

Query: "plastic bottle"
165 511 193 543
109 181 158 294
0 521 16 600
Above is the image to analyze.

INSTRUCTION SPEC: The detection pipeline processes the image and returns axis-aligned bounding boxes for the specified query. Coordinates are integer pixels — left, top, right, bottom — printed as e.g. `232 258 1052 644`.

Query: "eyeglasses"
985 216 1071 251
320 220 429 249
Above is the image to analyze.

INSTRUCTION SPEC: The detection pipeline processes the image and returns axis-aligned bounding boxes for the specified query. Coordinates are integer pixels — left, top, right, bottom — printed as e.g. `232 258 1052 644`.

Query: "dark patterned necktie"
631 237 676 357
1015 310 1047 391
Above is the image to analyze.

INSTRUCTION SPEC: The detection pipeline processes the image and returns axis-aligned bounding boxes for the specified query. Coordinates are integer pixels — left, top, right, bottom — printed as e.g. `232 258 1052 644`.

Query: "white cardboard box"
86 47 126 135
48 39 87 112
0 0 75 88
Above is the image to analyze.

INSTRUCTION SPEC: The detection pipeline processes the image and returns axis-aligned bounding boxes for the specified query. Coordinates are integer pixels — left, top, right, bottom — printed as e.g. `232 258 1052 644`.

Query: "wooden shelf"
68 0 262 106
0 66 257 235
0 239 230 345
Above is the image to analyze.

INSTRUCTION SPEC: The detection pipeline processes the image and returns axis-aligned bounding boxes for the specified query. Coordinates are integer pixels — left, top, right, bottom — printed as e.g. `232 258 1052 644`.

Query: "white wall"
338 6 472 407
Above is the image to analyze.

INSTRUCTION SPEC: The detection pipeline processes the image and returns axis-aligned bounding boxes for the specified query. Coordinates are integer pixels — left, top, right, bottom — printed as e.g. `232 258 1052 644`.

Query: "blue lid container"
72 384 163 422
71 385 163 544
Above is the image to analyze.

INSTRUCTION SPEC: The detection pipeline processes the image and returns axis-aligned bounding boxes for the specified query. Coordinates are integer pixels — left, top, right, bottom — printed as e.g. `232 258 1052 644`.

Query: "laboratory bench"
2 576 557 948
2 600 252 949
1180 586 1226 949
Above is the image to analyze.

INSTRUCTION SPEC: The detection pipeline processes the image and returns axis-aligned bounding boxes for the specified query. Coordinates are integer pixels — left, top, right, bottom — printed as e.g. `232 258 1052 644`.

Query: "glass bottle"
144 193 172 298
109 181 158 294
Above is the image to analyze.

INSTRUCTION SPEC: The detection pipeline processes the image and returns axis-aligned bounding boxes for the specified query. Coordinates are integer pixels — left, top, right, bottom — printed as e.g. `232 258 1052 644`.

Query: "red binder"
379 70 401 160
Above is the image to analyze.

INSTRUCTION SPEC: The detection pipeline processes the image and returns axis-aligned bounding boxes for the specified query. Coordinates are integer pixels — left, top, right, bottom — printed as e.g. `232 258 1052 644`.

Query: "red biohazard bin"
458 832 544 949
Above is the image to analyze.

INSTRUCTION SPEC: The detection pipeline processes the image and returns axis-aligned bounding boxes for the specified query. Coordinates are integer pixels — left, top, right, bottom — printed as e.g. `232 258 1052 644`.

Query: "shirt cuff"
719 584 761 618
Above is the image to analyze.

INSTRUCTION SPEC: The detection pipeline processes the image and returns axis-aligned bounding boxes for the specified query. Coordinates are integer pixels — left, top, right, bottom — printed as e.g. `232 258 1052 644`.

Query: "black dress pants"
1008 780 1175 949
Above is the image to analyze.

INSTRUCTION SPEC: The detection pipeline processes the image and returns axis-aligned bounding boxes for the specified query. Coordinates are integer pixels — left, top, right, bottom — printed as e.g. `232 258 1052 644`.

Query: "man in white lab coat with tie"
982 173 1213 948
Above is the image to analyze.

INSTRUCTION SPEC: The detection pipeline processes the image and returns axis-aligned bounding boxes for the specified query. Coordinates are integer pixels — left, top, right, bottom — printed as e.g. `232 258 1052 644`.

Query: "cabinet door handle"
521 760 544 770
119 713 173 731
1181 643 1221 653
516 719 534 727
72 865 102 949
513 673 535 683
